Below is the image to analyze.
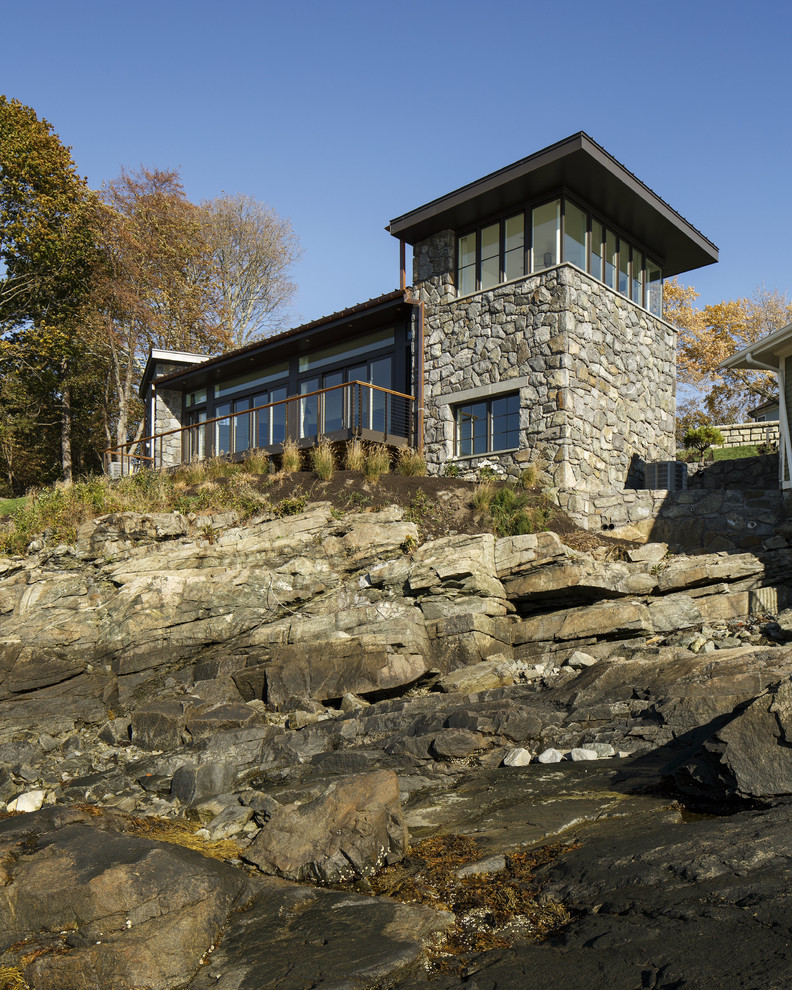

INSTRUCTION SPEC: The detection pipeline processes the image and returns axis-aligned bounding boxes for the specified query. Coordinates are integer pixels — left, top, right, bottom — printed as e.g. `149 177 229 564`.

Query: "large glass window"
298 328 394 372
618 240 630 296
215 403 231 455
458 232 476 296
455 392 520 457
454 195 662 316
532 200 560 271
631 249 643 305
214 362 287 398
504 214 525 281
590 220 604 281
564 201 587 271
480 223 500 291
233 397 251 453
456 212 524 295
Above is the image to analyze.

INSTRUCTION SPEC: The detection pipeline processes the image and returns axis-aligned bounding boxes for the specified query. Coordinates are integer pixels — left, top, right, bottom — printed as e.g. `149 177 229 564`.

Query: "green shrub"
311 438 335 481
364 444 390 481
442 462 461 478
395 446 427 476
488 485 552 537
345 438 366 472
682 425 724 458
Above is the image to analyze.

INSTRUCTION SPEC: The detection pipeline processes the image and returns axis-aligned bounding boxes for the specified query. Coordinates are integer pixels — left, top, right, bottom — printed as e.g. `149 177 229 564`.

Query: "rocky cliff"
1 503 792 988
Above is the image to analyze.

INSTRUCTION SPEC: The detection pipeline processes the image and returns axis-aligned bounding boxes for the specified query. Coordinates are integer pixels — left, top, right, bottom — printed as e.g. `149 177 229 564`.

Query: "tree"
666 278 791 423
91 167 231 457
0 96 100 483
203 192 300 345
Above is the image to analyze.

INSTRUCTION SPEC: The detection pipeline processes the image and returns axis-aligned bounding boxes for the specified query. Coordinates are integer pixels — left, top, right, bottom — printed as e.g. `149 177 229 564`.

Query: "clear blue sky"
3 0 791 326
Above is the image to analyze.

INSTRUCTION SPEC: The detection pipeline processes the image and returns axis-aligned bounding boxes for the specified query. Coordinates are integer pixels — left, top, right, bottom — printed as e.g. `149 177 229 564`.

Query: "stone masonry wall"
553 485 788 554
412 233 676 491
152 388 184 467
714 421 780 448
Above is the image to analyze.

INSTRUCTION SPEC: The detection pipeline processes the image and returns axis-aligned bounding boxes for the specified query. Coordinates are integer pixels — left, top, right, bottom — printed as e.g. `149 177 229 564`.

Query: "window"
456 212 525 295
455 195 662 315
214 362 287 398
456 392 519 457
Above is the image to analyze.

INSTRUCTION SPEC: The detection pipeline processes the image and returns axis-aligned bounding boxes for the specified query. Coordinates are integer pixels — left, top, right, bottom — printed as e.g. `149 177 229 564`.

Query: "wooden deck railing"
104 380 414 476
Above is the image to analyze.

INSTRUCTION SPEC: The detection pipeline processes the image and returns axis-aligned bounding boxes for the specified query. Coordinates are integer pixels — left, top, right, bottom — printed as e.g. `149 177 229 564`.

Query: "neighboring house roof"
747 398 780 420
152 290 414 393
719 322 792 372
388 131 718 278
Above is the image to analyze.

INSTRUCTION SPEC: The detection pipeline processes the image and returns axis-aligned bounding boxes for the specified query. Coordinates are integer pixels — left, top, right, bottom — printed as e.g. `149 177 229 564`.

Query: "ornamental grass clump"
344 438 366 472
280 437 301 473
311 438 335 481
364 443 390 481
472 480 495 513
242 448 270 475
395 446 427 476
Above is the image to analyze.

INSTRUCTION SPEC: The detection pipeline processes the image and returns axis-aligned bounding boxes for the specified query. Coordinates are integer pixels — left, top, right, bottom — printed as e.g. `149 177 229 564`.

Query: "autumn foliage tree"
0 96 100 485
91 167 231 456
666 277 791 425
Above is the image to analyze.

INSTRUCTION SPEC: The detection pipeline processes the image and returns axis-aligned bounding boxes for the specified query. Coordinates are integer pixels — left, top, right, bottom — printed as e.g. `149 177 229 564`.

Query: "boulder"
243 770 408 882
439 656 520 693
0 807 251 990
171 761 238 806
675 675 792 802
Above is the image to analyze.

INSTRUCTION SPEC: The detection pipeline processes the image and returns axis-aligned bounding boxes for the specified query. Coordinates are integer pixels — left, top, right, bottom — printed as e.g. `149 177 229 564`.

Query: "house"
747 398 780 423
122 133 718 491
720 323 792 489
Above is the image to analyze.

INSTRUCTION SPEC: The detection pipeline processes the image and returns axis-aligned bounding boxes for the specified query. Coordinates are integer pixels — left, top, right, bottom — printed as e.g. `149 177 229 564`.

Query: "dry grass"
370 834 574 973
364 443 390 481
243 449 270 475
472 480 496 513
74 805 243 861
395 446 427 476
0 967 30 990
281 437 302 473
344 438 366 472
310 438 335 481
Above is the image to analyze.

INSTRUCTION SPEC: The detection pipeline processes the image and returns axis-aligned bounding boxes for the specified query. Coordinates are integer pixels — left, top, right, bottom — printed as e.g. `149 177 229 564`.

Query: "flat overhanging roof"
719 322 792 372
388 132 718 278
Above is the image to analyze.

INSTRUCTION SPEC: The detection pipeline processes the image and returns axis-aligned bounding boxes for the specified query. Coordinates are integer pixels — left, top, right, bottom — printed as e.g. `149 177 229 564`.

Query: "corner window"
455 195 662 315
455 392 520 457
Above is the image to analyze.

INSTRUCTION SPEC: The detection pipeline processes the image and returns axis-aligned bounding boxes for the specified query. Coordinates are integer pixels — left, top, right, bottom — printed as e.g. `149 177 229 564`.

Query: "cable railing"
104 381 414 476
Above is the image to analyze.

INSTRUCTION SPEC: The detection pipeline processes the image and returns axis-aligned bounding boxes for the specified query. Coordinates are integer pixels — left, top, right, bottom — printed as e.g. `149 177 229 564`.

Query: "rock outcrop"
1 504 792 989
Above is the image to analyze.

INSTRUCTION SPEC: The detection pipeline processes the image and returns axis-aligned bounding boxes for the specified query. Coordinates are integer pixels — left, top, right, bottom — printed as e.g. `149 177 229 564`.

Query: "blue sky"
3 0 791 326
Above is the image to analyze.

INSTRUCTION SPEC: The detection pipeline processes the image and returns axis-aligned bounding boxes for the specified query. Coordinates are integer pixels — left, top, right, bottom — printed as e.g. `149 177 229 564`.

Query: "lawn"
0 496 28 517
711 445 761 461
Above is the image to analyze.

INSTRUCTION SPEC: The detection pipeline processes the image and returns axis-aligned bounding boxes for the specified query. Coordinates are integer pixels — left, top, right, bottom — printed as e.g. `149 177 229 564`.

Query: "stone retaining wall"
412 241 676 492
553 485 789 554
686 454 780 490
715 421 779 448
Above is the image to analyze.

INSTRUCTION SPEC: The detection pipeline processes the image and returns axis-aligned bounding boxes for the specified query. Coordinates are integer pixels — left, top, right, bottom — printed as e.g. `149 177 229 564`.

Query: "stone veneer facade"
412 230 677 491
151 388 184 467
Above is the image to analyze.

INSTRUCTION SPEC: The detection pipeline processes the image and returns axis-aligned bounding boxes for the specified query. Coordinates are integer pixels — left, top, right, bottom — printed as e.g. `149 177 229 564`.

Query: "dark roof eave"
153 290 413 392
388 132 718 278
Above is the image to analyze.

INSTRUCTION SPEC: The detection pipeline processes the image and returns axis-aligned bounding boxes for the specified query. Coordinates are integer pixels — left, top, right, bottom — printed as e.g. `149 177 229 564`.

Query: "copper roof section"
388 132 718 278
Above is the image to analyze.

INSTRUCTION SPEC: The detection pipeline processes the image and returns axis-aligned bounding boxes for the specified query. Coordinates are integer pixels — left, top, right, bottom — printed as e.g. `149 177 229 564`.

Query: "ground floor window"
455 392 519 457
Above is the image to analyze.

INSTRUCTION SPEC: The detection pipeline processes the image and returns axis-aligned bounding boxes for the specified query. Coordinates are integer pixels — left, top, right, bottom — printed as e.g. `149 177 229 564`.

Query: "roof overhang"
388 132 718 278
719 322 792 373
154 291 415 394
139 348 208 399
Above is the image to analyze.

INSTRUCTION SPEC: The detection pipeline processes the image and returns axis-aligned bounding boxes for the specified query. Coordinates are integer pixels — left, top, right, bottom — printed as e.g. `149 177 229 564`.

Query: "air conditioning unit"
643 460 687 490
107 461 123 480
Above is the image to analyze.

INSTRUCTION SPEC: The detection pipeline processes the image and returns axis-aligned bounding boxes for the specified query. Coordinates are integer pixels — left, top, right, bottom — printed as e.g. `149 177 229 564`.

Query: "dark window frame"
455 193 663 315
454 391 520 458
